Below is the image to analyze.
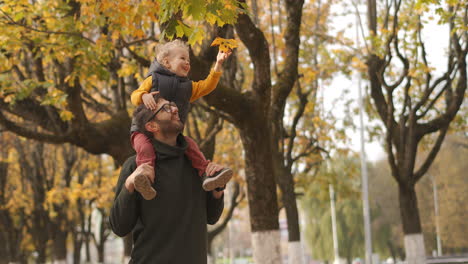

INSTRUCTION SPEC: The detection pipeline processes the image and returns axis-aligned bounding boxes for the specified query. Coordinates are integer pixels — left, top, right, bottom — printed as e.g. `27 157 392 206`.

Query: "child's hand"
216 50 232 64
214 50 232 72
142 91 159 110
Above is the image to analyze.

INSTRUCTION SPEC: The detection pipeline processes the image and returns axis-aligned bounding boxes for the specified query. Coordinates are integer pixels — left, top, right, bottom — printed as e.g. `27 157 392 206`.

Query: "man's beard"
155 119 184 137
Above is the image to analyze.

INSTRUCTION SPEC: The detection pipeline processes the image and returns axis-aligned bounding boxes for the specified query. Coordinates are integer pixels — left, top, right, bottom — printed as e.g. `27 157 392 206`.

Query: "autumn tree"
0 0 241 163
363 0 467 262
201 0 354 261
0 0 241 260
0 131 118 263
0 134 28 263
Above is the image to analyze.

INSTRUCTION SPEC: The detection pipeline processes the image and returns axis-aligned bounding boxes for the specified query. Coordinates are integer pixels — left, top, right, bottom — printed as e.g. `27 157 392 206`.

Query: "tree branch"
0 98 68 133
286 81 310 168
414 74 449 117
367 0 377 34
352 0 370 53
413 126 448 183
199 118 223 152
292 144 326 164
269 0 279 77
208 182 243 240
272 0 304 116
121 41 151 67
234 1 272 102
0 111 70 143
0 9 95 44
81 89 113 116
385 90 402 184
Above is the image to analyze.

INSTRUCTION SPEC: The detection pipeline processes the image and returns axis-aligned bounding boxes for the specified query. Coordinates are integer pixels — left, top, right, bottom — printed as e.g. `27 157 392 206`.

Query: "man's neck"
153 133 178 146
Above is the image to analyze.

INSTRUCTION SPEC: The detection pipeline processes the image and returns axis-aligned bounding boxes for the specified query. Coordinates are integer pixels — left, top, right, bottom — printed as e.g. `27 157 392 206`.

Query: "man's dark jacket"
109 135 224 264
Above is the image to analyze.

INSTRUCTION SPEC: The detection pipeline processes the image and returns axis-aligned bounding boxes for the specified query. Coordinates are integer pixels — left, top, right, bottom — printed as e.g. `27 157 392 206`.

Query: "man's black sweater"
109 135 224 264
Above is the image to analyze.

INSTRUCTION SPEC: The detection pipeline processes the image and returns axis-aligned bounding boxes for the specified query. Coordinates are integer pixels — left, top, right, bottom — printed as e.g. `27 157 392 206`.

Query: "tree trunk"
36 246 47 264
398 184 422 234
252 230 281 264
239 125 281 263
85 234 91 262
96 211 107 264
288 241 305 264
31 212 48 264
207 253 215 264
0 162 24 264
52 231 68 263
277 167 304 264
404 234 425 264
72 231 82 264
97 243 105 263
398 184 426 263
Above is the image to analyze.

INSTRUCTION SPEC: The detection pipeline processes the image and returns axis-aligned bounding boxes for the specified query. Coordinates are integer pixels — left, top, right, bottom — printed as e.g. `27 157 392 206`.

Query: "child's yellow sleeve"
131 76 153 106
190 69 222 102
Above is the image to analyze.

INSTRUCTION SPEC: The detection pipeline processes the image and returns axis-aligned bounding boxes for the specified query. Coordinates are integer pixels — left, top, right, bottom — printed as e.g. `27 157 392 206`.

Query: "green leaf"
175 24 185 38
187 0 206 20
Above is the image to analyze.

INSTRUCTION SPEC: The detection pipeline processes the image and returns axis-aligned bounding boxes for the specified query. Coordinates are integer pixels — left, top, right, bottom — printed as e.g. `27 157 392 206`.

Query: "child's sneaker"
202 168 233 191
134 173 157 200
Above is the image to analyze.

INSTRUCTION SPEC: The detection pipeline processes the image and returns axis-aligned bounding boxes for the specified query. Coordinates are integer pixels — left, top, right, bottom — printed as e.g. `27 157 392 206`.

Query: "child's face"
164 47 190 77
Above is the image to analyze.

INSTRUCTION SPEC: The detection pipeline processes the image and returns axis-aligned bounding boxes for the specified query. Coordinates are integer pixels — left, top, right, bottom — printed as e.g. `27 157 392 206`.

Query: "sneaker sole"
134 174 157 200
202 168 233 191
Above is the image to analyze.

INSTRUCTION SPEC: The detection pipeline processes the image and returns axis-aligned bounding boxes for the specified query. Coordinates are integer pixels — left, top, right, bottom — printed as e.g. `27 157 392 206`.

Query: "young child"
130 39 233 200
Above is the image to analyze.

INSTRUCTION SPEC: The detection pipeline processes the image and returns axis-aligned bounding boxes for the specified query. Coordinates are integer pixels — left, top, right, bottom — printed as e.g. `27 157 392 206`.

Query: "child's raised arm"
213 50 232 72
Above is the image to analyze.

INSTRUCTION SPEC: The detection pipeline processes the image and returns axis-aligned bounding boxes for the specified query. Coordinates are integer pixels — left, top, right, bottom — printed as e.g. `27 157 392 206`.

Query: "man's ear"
145 122 158 133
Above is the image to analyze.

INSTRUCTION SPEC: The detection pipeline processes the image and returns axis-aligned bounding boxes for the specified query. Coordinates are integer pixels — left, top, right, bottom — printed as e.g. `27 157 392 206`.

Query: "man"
109 94 225 264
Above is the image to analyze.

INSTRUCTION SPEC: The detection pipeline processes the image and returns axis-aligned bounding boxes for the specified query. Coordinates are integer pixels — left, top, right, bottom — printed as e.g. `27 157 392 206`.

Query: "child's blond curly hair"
156 39 189 64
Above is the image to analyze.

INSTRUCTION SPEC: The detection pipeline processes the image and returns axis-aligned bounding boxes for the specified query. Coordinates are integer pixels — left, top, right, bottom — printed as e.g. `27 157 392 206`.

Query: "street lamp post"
329 184 340 264
432 174 443 256
355 9 373 263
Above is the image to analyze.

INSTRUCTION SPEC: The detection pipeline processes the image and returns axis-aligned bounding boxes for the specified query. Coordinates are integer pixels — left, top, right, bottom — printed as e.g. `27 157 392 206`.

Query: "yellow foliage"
210 37 238 52
351 56 367 72
60 110 74 121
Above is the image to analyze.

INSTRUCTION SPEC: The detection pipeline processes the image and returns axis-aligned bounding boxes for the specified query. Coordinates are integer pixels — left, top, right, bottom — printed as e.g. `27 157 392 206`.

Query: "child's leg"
130 132 157 200
131 132 156 168
184 136 233 191
184 136 209 176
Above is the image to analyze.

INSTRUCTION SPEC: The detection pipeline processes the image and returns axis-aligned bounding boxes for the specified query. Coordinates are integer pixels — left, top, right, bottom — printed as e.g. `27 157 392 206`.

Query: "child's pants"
131 132 209 177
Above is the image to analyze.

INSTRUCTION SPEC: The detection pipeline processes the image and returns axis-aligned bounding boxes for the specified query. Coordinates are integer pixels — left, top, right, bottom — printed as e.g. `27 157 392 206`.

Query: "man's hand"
205 162 225 199
125 163 155 193
142 91 159 110
213 50 232 72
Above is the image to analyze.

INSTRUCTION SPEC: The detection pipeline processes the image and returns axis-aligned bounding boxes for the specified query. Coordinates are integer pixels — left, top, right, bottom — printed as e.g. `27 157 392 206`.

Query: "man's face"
164 47 190 77
150 99 184 135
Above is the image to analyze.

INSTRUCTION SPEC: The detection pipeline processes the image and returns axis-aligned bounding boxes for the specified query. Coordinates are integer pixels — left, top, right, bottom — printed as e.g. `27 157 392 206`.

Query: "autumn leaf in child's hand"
211 37 238 52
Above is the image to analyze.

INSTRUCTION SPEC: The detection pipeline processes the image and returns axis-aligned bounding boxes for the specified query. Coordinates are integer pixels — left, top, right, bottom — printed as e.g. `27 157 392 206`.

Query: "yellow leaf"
4 94 15 103
206 13 217 25
210 37 238 52
60 110 74 121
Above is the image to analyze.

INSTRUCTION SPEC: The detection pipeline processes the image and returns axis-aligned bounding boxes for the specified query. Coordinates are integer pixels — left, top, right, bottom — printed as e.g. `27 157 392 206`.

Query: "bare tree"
365 0 467 261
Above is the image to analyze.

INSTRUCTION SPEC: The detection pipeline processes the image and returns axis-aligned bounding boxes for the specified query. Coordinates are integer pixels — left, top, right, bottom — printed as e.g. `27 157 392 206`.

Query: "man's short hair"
133 93 163 137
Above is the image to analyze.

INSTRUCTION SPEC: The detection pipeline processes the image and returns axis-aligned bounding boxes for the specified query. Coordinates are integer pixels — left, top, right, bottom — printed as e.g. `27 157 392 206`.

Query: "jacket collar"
151 134 188 160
